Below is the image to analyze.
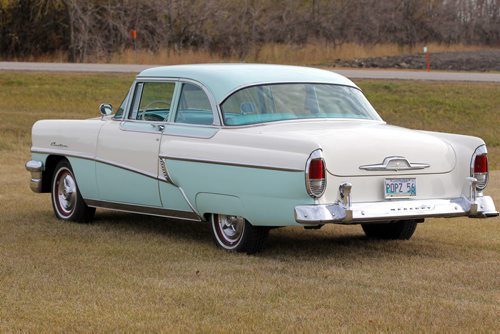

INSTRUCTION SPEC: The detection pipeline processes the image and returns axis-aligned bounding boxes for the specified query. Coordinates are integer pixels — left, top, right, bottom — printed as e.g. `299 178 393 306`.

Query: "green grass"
0 72 499 332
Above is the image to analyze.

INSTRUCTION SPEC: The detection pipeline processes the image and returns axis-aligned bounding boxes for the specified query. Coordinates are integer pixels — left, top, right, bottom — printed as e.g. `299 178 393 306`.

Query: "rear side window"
175 83 213 125
128 81 175 122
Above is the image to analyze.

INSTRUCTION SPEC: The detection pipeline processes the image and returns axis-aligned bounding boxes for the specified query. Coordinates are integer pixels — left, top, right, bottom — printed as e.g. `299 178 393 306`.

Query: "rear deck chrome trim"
359 156 430 172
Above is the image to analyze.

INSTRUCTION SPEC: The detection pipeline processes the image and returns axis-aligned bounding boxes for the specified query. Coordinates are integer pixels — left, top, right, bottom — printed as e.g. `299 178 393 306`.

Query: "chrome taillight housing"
471 145 488 190
305 149 326 198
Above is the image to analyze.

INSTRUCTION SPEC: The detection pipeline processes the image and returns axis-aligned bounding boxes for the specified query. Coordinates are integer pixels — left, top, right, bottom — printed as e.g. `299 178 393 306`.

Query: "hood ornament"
359 156 430 172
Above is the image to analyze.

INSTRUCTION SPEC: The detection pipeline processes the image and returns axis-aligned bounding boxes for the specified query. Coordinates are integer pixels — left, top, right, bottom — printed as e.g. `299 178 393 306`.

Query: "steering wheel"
144 100 170 110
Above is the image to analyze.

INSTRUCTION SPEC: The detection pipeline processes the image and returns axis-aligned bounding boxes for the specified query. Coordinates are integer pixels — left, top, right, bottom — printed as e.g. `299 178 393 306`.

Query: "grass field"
0 72 499 332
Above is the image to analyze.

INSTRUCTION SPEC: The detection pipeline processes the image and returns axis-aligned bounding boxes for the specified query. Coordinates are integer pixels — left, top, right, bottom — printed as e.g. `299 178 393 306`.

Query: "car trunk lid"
244 120 456 176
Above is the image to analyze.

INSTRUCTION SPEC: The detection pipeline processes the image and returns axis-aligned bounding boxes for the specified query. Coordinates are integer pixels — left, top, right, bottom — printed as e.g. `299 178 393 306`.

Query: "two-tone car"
26 64 498 253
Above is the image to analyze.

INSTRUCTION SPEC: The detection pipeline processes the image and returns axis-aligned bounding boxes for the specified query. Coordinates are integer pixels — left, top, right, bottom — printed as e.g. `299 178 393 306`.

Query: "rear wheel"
361 220 418 240
51 160 95 223
210 214 269 254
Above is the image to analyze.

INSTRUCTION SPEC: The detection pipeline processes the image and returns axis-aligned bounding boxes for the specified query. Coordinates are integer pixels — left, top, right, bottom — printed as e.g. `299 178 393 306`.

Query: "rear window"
221 83 381 126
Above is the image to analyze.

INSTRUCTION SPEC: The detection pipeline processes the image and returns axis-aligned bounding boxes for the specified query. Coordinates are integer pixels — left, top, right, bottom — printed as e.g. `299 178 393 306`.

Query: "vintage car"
26 64 498 253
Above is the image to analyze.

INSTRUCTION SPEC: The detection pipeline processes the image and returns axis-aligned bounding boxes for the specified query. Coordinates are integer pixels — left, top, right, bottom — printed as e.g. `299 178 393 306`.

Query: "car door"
95 80 177 207
158 81 220 217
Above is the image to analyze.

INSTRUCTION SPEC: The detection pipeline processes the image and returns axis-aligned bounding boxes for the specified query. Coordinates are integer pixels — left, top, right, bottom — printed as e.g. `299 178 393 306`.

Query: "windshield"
221 83 381 126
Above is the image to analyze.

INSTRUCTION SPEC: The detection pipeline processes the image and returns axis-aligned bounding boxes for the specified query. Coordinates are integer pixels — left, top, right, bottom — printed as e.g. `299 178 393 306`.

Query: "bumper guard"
25 160 43 193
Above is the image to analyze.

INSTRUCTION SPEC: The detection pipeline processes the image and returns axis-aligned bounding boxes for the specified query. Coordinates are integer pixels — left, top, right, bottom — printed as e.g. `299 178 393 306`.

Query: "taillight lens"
309 159 325 179
474 155 488 173
471 146 488 190
306 150 326 198
473 154 488 190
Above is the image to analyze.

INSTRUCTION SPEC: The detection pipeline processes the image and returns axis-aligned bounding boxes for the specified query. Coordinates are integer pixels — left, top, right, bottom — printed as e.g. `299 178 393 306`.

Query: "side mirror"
99 103 113 116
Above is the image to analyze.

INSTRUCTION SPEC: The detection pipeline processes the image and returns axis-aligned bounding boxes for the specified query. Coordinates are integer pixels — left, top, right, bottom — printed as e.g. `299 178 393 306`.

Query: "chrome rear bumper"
295 179 499 225
25 160 43 193
295 196 498 224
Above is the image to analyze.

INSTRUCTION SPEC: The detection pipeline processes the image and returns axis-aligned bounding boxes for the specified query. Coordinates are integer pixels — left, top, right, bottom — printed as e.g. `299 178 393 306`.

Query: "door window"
175 83 214 125
128 82 175 122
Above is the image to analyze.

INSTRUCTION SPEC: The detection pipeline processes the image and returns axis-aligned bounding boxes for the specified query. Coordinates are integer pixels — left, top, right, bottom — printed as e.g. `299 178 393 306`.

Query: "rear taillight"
474 155 488 173
471 146 488 190
306 150 326 198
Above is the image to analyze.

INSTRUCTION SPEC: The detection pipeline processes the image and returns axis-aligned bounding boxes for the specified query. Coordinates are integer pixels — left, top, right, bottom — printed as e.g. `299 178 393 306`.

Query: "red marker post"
423 46 430 72
130 30 137 49
130 29 137 62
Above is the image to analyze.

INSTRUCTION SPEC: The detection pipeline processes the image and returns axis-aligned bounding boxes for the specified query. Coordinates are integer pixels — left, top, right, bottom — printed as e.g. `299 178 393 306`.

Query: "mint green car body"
26 64 498 240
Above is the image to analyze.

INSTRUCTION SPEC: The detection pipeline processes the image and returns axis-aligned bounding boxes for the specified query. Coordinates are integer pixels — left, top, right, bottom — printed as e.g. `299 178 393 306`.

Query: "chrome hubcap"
216 215 245 244
56 169 76 216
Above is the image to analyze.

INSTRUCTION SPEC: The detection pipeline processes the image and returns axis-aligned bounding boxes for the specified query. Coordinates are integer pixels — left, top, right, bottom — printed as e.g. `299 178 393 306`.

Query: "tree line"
0 0 498 62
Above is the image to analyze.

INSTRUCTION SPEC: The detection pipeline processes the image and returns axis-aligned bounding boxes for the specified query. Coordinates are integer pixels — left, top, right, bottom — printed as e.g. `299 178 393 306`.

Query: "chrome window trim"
218 117 386 130
122 77 222 128
127 82 144 120
173 79 222 126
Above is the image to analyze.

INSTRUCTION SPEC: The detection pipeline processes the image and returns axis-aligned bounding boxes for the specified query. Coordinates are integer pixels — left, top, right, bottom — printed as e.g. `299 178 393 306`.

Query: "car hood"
239 120 456 176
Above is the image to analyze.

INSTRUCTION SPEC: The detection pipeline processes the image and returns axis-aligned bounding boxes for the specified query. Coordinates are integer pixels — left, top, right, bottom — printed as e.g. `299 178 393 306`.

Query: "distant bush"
0 0 498 62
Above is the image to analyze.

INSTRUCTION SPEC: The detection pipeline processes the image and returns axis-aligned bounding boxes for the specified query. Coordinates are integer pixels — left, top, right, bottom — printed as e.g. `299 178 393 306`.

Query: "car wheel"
210 214 269 254
361 220 418 240
51 159 95 223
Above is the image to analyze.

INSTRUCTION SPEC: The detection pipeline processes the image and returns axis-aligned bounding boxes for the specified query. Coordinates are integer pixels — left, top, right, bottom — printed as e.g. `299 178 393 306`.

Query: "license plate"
384 178 416 198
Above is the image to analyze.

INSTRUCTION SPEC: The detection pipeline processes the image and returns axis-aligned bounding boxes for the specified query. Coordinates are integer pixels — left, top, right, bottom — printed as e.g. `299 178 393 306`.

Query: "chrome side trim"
85 199 201 221
177 187 202 219
26 160 43 193
32 151 159 181
161 155 302 172
159 158 174 184
31 149 94 161
359 156 430 172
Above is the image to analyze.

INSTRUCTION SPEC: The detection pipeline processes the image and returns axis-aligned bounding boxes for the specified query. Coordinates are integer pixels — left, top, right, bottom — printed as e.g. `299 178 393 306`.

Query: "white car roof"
137 64 358 103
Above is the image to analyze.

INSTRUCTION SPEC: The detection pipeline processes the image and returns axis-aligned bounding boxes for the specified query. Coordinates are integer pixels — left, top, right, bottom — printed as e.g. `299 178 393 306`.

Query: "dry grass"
6 42 492 66
249 42 490 66
0 71 499 332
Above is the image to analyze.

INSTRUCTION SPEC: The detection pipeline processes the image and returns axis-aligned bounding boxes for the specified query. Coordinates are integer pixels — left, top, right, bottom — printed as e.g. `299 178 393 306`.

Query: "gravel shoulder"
331 50 500 72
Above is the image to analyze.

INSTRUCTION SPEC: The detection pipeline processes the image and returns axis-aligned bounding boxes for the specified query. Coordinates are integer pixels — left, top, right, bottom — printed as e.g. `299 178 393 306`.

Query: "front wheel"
361 220 419 240
51 160 95 223
210 214 269 254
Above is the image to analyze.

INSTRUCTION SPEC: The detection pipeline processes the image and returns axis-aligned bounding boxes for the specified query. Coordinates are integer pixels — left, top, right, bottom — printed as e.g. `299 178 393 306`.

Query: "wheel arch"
42 155 67 192
195 193 250 223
